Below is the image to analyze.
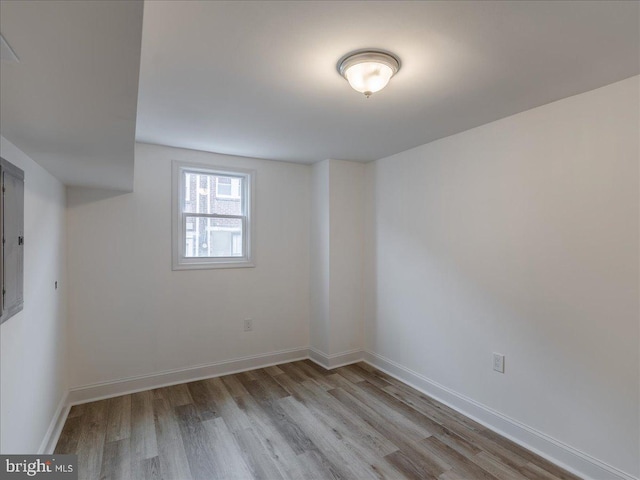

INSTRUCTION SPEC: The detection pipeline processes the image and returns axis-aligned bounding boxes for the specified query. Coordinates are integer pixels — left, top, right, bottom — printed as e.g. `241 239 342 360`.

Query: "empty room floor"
54 360 580 480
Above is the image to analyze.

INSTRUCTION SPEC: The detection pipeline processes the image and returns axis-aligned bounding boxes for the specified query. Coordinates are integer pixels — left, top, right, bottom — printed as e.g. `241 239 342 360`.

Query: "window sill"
172 259 255 271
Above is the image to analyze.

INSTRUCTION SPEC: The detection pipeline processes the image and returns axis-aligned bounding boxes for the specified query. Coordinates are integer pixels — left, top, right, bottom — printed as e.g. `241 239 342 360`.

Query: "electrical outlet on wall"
244 318 253 332
493 353 505 373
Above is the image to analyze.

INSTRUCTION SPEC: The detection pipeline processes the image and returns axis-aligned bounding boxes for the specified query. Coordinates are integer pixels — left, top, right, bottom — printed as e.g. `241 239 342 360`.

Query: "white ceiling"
1 1 638 190
136 0 639 164
0 0 143 190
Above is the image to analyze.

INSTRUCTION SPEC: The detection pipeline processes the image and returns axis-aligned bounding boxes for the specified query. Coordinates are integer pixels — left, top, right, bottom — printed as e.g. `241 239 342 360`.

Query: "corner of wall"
0 136 69 454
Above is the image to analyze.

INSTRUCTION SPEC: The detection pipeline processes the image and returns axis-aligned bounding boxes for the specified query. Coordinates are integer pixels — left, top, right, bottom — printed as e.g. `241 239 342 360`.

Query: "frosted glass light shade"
338 51 400 97
344 62 394 95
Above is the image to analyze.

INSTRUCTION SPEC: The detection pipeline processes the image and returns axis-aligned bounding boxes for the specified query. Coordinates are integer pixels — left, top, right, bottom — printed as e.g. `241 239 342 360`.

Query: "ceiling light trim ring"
337 51 400 77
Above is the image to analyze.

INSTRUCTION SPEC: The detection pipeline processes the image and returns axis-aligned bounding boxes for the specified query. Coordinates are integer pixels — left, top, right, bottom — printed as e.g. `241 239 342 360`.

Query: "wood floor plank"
174 403 219 479
201 416 254 479
232 391 312 479
332 364 366 383
421 436 499 480
276 362 314 384
296 450 346 480
385 449 439 480
105 395 131 443
66 403 85 419
241 368 260 381
345 363 396 390
55 361 582 480
417 412 532 473
130 390 158 462
236 373 317 455
300 359 333 375
273 373 399 458
423 426 528 480
251 368 291 399
219 373 251 399
75 399 109 479
479 429 581 480
330 375 434 441
434 425 482 458
232 427 287 480
215 375 312 479
280 395 395 480
328 387 451 477
439 470 468 480
204 377 253 433
520 462 569 480
381 383 505 456
263 365 285 376
472 451 531 480
186 379 220 421
352 362 484 433
355 379 450 437
156 383 193 407
54 414 82 455
293 361 338 390
374 372 486 433
139 456 161 480
99 438 131 480
280 397 400 479
152 397 193 480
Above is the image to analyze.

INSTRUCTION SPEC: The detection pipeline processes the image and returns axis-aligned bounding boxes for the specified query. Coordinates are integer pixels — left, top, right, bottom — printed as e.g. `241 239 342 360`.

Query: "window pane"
185 216 243 258
183 172 242 215
217 177 232 196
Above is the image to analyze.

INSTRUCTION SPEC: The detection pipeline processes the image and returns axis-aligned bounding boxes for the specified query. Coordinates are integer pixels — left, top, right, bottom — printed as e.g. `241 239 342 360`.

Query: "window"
0 157 24 324
172 161 254 270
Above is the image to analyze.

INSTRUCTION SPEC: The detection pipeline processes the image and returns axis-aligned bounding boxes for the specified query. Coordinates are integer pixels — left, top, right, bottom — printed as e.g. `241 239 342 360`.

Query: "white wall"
66 143 311 388
310 159 364 359
365 76 639 477
328 160 364 355
0 136 67 453
310 160 330 354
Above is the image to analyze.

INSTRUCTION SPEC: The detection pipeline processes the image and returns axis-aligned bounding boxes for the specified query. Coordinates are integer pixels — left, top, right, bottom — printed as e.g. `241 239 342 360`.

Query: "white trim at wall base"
363 350 637 480
38 393 70 454
67 347 309 406
308 348 363 370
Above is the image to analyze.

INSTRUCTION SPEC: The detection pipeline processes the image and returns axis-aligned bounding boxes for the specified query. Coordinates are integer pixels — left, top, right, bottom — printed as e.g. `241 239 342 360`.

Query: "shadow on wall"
66 187 131 208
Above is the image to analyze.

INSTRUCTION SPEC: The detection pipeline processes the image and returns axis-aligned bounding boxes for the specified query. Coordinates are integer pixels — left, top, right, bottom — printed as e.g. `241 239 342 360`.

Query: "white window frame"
172 160 255 270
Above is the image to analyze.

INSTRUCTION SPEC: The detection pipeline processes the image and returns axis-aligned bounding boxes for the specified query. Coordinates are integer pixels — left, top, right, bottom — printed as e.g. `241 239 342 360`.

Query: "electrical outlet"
493 353 505 373
244 318 253 332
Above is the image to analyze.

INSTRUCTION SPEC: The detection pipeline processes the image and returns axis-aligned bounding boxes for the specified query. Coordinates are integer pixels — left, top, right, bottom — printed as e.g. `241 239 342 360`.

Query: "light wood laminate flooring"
55 360 581 480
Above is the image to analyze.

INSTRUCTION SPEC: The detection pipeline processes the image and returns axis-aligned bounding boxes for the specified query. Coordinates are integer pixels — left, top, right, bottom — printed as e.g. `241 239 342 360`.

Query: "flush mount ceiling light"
338 50 400 98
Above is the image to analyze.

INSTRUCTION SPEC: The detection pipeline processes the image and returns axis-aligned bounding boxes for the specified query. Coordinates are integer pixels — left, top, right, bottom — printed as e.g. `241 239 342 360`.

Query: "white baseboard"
67 347 309 406
363 350 637 480
308 347 363 369
38 392 70 454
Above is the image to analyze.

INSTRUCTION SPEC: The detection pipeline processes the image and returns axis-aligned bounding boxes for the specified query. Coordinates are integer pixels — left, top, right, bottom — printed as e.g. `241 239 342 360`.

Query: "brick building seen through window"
184 172 243 258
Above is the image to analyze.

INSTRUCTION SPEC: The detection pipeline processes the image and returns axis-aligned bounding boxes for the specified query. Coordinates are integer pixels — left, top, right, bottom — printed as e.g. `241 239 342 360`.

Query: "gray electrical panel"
0 157 24 324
